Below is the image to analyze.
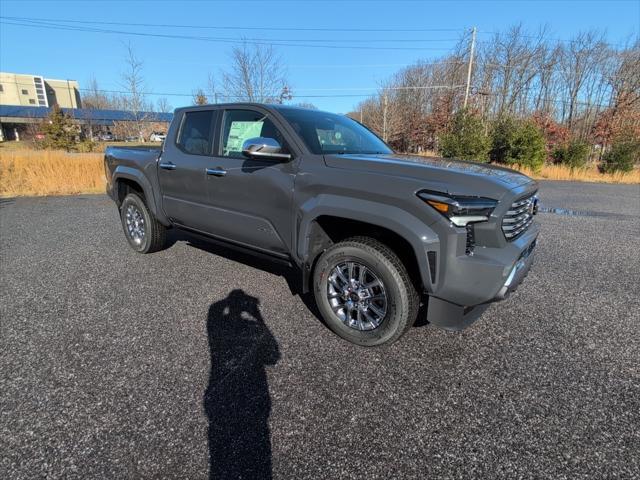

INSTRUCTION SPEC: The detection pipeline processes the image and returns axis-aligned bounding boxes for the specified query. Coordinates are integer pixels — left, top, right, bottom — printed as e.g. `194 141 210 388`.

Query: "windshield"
277 108 392 155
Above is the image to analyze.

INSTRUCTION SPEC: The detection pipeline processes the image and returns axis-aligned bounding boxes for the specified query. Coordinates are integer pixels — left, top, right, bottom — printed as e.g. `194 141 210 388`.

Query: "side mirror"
242 137 291 161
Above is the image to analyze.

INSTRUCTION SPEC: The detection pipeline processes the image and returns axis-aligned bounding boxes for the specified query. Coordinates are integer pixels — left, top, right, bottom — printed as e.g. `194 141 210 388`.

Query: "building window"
29 99 36 104
0 84 4 92
21 89 28 95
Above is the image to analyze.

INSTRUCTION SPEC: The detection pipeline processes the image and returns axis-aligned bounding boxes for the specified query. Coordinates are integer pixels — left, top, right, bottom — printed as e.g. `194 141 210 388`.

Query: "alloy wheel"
327 261 388 331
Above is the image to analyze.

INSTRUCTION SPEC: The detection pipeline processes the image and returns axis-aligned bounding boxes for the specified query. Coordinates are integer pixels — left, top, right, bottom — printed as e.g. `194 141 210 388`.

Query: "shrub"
76 140 97 153
439 109 490 162
531 111 570 161
552 141 590 169
43 105 76 151
600 136 640 173
491 117 546 171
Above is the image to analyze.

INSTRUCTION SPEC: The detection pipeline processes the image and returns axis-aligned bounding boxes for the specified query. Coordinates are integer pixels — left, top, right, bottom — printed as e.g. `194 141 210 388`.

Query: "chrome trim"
495 239 537 299
206 168 227 177
450 215 489 227
242 137 292 161
502 193 537 241
159 162 176 170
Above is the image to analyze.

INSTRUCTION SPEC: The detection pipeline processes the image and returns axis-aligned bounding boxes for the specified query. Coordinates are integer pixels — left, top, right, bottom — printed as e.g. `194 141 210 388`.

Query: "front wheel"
312 237 419 346
119 193 167 253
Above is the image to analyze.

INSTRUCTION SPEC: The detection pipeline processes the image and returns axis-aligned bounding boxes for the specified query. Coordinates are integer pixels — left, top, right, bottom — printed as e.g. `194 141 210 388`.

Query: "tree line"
79 27 638 171
350 25 639 172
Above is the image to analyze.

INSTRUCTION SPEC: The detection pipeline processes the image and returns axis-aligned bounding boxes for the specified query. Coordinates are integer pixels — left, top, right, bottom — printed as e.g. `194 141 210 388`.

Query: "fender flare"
296 194 440 293
112 166 167 223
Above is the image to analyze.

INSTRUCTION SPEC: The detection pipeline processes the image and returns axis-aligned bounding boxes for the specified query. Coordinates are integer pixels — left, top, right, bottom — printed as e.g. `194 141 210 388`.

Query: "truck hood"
323 153 534 197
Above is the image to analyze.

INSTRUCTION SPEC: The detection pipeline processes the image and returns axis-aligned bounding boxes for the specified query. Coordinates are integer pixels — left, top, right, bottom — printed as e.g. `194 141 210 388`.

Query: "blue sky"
1 0 638 113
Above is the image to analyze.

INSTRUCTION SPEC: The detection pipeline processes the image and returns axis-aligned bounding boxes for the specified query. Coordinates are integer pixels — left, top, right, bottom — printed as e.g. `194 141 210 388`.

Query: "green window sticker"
224 121 264 155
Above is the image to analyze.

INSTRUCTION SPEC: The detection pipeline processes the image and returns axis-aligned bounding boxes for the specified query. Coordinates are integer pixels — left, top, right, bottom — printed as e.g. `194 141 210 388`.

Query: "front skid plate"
426 297 490 331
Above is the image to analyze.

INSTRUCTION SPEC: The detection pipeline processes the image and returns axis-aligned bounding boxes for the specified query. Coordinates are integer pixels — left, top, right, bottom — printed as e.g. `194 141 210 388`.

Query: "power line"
101 57 467 69
0 15 465 33
8 81 465 96
0 19 460 50
476 31 637 49
1 16 460 43
6 80 616 106
294 85 466 92
473 89 614 109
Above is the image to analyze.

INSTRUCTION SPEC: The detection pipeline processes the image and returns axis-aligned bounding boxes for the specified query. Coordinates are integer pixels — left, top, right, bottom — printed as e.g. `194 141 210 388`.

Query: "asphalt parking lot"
1 181 639 479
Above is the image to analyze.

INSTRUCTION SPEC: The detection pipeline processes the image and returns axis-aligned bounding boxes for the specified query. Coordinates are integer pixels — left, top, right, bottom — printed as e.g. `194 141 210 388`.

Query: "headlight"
417 190 497 227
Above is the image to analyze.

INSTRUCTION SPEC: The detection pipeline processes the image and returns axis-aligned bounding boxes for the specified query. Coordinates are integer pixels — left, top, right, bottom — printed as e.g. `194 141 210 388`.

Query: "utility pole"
382 93 388 142
463 26 477 110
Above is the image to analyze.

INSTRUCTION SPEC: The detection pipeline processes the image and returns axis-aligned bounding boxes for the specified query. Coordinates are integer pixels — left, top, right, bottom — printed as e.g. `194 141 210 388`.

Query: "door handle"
206 167 227 177
159 162 177 170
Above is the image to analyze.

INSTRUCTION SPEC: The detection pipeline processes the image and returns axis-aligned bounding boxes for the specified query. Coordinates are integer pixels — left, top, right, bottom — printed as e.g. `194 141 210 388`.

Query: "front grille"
502 193 537 241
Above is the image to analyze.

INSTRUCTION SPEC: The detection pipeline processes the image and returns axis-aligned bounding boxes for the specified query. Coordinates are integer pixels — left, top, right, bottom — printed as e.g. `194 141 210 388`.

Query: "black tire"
312 236 419 346
119 193 167 253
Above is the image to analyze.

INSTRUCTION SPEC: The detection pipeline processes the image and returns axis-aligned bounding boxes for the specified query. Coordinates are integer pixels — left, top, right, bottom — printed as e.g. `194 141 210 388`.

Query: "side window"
220 109 288 159
177 110 214 155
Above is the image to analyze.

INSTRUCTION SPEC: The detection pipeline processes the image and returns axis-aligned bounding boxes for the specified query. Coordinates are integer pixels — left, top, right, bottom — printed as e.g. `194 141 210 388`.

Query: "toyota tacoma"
105 103 539 346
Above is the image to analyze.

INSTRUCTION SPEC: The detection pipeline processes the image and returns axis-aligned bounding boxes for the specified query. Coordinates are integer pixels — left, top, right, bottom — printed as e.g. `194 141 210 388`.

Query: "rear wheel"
313 237 419 346
120 193 167 253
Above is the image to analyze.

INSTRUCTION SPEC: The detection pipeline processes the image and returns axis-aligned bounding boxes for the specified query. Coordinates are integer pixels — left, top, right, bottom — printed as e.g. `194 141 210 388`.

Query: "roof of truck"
173 102 317 113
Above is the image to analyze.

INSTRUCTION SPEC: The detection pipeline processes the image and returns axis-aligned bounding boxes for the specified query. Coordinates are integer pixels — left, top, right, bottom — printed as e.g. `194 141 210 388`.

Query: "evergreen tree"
491 117 546 171
439 109 490 162
43 105 76 151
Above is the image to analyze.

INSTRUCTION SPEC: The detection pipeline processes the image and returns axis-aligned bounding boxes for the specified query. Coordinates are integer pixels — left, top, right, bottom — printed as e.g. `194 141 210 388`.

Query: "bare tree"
207 73 220 103
120 43 148 140
156 97 172 113
558 31 608 129
83 76 113 110
353 24 639 155
81 76 123 139
222 42 290 103
192 89 209 105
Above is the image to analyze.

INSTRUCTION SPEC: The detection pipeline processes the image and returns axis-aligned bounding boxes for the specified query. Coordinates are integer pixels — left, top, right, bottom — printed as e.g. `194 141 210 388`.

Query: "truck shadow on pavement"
170 229 424 330
204 289 280 480
170 229 325 318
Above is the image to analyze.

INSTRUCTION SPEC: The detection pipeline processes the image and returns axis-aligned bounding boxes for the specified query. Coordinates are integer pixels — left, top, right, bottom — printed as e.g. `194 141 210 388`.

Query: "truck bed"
104 146 163 202
105 145 162 165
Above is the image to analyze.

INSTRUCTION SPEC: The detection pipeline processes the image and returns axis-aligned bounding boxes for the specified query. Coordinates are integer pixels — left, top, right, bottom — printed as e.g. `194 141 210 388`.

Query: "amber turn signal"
425 200 450 213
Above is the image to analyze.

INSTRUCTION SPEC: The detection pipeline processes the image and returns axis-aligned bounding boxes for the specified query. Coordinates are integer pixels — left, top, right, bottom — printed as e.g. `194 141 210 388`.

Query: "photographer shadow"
203 289 280 480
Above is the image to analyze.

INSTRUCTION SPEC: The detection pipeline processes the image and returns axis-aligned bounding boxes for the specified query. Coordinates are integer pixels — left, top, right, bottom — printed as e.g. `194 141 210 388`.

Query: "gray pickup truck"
105 103 538 346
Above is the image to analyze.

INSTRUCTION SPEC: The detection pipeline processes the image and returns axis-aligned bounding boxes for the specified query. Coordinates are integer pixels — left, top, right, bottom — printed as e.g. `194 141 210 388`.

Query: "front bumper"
426 230 538 331
493 238 536 300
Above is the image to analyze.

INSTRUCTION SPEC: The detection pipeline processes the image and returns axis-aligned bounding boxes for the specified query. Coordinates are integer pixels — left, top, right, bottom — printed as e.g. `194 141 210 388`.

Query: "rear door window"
177 110 215 155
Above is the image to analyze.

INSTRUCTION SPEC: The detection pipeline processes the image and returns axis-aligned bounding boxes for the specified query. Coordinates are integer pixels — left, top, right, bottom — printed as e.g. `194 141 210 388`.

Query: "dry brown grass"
1 147 637 198
513 163 640 184
415 151 639 184
0 150 105 197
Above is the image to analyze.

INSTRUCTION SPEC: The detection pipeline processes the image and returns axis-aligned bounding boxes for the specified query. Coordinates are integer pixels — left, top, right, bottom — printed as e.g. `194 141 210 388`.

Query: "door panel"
157 109 219 233
205 109 297 255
